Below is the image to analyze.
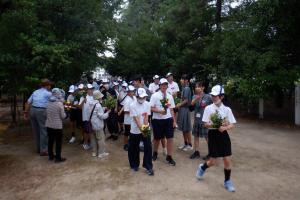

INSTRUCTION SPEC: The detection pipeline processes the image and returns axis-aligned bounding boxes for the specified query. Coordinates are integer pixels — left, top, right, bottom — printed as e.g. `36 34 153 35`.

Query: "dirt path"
0 119 300 200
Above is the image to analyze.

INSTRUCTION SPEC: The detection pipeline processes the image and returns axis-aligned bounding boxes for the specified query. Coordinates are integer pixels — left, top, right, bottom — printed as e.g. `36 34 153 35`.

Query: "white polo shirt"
202 103 237 124
123 96 136 125
80 95 95 121
149 82 159 94
167 81 180 95
130 101 151 134
150 90 175 120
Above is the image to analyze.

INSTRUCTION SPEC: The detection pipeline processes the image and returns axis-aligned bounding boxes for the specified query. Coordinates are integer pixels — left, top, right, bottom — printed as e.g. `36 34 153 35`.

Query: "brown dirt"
0 119 300 200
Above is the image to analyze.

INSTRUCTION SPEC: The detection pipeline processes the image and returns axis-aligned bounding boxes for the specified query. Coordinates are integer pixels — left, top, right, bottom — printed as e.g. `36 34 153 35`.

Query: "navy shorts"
152 118 174 140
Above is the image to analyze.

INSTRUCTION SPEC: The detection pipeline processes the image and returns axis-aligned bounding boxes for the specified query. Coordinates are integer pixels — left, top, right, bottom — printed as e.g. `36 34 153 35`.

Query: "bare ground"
0 119 300 200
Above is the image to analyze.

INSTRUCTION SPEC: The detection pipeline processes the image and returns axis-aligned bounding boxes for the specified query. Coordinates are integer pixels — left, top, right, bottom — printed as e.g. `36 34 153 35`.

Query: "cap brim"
210 92 219 96
159 82 168 85
68 90 75 93
139 94 148 98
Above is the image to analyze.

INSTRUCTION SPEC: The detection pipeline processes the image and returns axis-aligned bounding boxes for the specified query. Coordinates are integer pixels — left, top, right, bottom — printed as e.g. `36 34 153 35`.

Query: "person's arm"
133 116 142 130
191 95 200 106
97 105 110 120
170 108 177 128
24 94 33 120
60 103 67 119
218 123 235 133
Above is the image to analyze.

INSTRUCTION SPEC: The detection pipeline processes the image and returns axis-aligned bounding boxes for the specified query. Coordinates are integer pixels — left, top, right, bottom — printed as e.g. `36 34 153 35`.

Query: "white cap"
93 90 104 100
210 85 225 96
159 78 168 85
87 84 94 89
153 75 160 80
102 78 109 83
122 82 128 87
113 82 119 86
68 85 75 93
136 88 148 98
166 72 173 77
78 84 84 89
127 85 135 92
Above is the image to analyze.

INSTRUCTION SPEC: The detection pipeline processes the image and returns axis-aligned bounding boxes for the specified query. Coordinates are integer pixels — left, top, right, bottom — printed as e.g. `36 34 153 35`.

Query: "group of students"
24 73 237 192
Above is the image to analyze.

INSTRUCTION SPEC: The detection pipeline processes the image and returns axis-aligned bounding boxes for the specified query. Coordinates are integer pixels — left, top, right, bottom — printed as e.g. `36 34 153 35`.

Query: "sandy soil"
0 119 300 200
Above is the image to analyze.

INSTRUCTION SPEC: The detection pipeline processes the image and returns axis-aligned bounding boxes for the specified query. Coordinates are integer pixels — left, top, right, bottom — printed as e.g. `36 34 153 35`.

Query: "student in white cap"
166 72 180 97
113 82 120 97
195 85 237 192
119 85 136 151
150 78 177 166
117 82 129 135
80 83 95 150
128 88 154 176
149 75 160 94
66 85 77 144
90 90 111 158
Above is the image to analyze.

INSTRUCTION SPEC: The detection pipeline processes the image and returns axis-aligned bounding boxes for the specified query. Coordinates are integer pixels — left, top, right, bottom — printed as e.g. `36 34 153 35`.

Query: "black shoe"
146 169 154 176
152 152 158 161
166 156 176 166
132 167 139 172
123 144 129 151
55 158 66 163
106 135 114 140
48 154 55 161
190 151 200 159
112 135 118 141
203 154 210 161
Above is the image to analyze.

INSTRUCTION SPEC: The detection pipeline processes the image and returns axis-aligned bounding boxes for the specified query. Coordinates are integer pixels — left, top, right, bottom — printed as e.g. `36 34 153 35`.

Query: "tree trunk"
11 94 17 123
216 0 222 31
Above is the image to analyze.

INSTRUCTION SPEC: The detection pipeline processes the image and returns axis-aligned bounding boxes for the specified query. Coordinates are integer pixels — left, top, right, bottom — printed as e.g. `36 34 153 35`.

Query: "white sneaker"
183 145 193 151
83 144 90 150
98 152 109 159
69 137 76 144
92 152 97 157
162 148 167 156
178 144 187 150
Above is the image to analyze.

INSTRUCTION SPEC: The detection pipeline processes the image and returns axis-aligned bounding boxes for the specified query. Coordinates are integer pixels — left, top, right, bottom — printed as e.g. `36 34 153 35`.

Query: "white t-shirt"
118 90 127 106
81 95 95 121
150 90 175 120
149 83 159 94
202 103 237 124
123 96 136 125
167 81 180 95
130 101 151 134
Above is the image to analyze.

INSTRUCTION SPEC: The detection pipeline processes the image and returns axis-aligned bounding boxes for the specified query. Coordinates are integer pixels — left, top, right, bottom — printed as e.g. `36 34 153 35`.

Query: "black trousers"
47 128 63 160
128 133 153 170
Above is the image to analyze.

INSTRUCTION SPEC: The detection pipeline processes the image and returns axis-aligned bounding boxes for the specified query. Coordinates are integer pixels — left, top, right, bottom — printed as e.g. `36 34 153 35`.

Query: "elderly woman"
46 88 67 163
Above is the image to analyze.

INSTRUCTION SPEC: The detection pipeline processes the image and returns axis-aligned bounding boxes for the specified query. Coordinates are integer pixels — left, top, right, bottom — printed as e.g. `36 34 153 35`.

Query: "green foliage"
0 0 120 94
107 0 300 104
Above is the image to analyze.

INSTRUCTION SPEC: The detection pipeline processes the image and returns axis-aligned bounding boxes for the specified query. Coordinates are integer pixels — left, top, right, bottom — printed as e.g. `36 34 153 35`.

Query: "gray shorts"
192 123 208 138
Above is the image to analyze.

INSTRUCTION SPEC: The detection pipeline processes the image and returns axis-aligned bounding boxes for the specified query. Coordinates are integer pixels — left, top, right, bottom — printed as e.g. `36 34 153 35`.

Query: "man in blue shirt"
24 79 52 156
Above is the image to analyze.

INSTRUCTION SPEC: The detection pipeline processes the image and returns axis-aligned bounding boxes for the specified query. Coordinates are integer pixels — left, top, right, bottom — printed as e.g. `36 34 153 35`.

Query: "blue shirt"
28 88 52 108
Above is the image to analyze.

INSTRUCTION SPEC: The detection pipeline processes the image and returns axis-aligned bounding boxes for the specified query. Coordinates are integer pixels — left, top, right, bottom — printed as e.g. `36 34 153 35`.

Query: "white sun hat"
210 85 225 96
136 88 148 98
159 78 168 85
68 85 75 93
153 75 160 80
78 84 84 89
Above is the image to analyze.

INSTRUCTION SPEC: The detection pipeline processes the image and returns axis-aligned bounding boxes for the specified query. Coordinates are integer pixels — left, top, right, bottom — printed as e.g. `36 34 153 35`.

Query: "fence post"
259 98 264 119
295 83 300 126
